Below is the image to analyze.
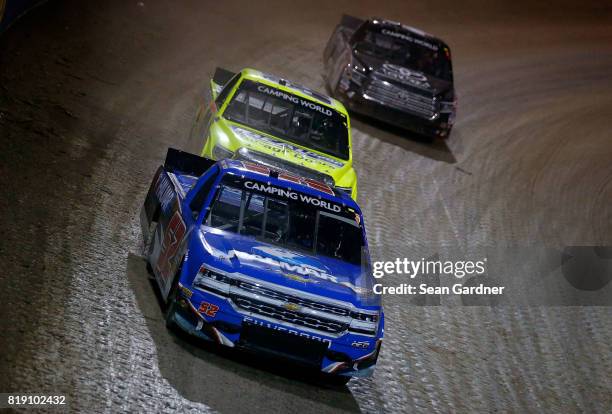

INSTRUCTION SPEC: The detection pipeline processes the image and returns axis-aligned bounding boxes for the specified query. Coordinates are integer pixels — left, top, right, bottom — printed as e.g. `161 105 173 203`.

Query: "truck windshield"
223 79 350 160
205 177 364 266
354 24 452 81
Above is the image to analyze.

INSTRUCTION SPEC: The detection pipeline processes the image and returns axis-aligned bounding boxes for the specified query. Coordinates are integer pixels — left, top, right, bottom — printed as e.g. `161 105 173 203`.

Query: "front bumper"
337 86 454 139
171 283 383 377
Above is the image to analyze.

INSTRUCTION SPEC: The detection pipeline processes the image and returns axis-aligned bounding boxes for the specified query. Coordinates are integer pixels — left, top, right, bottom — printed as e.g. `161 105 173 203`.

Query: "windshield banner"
256 84 333 116
380 28 439 51
243 180 342 213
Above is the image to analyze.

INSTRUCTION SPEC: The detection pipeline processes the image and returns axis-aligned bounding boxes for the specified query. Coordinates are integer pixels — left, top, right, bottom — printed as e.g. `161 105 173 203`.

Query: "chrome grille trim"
192 263 379 336
236 280 350 316
364 78 437 120
231 295 349 334
192 263 379 314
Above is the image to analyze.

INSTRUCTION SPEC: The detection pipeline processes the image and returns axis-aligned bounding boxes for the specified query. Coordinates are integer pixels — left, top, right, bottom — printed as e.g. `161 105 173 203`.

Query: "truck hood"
197 227 379 307
354 51 453 97
216 119 351 178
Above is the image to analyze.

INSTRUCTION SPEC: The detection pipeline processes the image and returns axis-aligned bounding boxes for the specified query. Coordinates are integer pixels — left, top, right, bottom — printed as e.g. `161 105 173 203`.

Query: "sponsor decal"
156 211 187 281
231 244 370 294
155 173 177 213
380 64 431 89
192 242 369 297
230 125 344 169
257 85 333 116
243 181 340 212
254 245 301 260
292 147 344 169
351 340 371 349
259 73 333 104
231 249 337 283
243 316 332 345
199 301 220 317
167 172 187 198
381 28 439 51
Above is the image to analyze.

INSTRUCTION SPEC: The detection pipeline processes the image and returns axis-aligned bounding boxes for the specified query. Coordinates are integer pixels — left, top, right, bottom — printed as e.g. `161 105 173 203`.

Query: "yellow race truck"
191 68 358 199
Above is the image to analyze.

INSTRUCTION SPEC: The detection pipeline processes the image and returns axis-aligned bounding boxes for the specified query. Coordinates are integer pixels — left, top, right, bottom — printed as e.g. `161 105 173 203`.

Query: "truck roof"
218 158 360 211
368 18 450 51
162 148 359 212
240 68 349 115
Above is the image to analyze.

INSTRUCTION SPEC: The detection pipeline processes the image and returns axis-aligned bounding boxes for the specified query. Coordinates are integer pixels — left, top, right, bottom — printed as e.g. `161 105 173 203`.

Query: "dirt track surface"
1 0 611 412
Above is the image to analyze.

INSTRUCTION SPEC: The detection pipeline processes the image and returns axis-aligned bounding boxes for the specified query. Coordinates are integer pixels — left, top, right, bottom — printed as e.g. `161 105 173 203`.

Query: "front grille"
236 280 350 316
364 78 437 119
231 295 349 334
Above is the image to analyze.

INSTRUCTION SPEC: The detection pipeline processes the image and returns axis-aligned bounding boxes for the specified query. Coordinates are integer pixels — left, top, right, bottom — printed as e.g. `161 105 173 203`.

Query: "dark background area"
0 0 611 412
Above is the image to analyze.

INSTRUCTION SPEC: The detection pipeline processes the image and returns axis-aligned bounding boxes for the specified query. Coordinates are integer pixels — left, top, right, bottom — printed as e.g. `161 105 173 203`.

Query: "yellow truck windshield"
223 79 350 160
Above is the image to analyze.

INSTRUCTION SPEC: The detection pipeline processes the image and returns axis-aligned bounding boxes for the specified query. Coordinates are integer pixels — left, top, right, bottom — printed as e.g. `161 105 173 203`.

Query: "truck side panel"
140 166 164 242
142 167 191 300
324 16 361 92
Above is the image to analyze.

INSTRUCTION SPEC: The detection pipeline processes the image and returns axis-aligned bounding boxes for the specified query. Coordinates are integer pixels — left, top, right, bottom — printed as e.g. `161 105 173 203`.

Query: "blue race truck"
140 149 383 381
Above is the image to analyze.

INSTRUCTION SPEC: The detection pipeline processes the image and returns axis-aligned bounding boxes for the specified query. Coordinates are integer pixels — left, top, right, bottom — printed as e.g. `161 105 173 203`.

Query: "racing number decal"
156 211 187 282
198 302 219 317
